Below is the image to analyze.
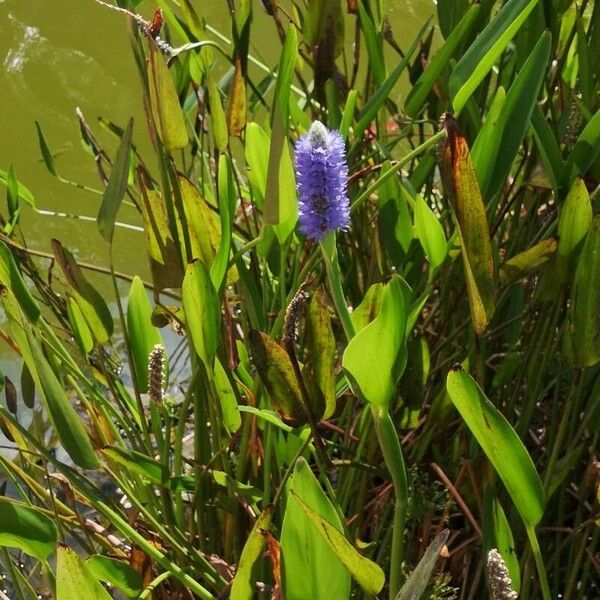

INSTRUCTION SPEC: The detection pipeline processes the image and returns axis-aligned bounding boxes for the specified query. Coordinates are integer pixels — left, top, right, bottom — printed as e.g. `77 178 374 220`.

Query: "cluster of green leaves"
0 0 599 598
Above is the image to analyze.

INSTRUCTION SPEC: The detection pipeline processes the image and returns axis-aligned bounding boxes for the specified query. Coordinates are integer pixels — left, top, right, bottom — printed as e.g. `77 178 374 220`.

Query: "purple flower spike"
294 121 350 241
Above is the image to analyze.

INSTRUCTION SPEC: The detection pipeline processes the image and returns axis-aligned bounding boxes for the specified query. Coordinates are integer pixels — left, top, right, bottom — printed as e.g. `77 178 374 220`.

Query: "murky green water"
0 0 435 370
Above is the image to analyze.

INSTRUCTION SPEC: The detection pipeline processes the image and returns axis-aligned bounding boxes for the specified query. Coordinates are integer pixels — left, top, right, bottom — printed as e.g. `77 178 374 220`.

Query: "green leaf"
558 177 592 259
483 491 520 592
413 195 447 273
339 90 357 140
248 330 306 425
477 32 552 197
230 507 273 600
98 118 133 244
52 239 113 344
292 492 385 595
343 275 408 412
281 458 351 600
138 184 184 290
449 0 540 112
147 42 188 152
563 108 600 186
101 446 166 484
303 289 336 419
57 545 112 600
405 5 480 117
350 282 384 332
0 169 35 207
439 117 495 334
182 260 220 367
500 238 557 284
245 122 270 207
178 173 221 269
86 556 142 598
395 529 449 600
214 357 242 433
127 276 163 392
211 153 236 290
0 498 57 561
35 121 58 176
25 327 99 469
358 1 386 86
0 241 40 322
206 70 229 152
446 367 544 525
264 25 297 227
565 216 600 367
378 163 412 261
531 105 564 192
67 296 94 354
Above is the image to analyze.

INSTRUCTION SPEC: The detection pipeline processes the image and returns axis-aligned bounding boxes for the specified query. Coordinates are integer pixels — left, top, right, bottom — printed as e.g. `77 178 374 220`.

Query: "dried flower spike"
147 344 166 405
294 121 350 241
487 549 518 600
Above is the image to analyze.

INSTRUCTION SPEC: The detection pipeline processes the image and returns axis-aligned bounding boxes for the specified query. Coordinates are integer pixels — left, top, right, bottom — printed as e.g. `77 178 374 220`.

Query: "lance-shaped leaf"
500 238 557 284
292 492 385 596
405 4 480 117
211 154 236 290
439 117 495 334
177 173 221 267
343 275 408 413
565 216 600 367
206 70 228 152
214 357 241 434
483 490 520 592
413 195 448 274
0 499 57 561
230 507 273 600
101 446 167 484
147 42 188 152
563 108 600 187
57 545 112 600
446 366 544 526
182 260 220 367
97 118 133 244
25 326 99 469
138 176 184 290
557 177 592 262
86 556 142 598
303 289 336 419
227 56 247 137
449 0 540 112
0 240 40 322
264 24 296 226
127 276 163 392
248 330 306 425
52 239 113 344
281 458 351 600
395 529 449 600
473 32 551 198
67 296 94 354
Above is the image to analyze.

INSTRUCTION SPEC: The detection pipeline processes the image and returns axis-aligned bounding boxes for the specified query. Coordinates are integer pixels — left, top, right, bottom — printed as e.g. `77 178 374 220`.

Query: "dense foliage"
0 0 599 598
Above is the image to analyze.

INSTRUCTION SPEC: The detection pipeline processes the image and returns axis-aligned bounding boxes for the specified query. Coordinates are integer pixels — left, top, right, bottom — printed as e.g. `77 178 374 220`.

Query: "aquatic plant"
0 0 598 599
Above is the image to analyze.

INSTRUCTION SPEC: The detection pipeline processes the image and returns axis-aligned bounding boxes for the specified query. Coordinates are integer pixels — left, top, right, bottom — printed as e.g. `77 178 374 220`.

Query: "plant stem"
351 129 446 211
373 410 409 600
321 233 356 341
526 524 551 600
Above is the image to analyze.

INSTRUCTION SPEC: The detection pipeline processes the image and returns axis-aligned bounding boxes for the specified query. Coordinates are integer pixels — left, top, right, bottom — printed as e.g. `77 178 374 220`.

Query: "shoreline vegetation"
0 0 599 598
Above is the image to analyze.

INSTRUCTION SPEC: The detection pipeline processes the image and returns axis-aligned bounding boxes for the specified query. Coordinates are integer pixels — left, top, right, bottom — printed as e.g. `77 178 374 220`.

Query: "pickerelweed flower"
294 121 350 241
487 549 518 600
